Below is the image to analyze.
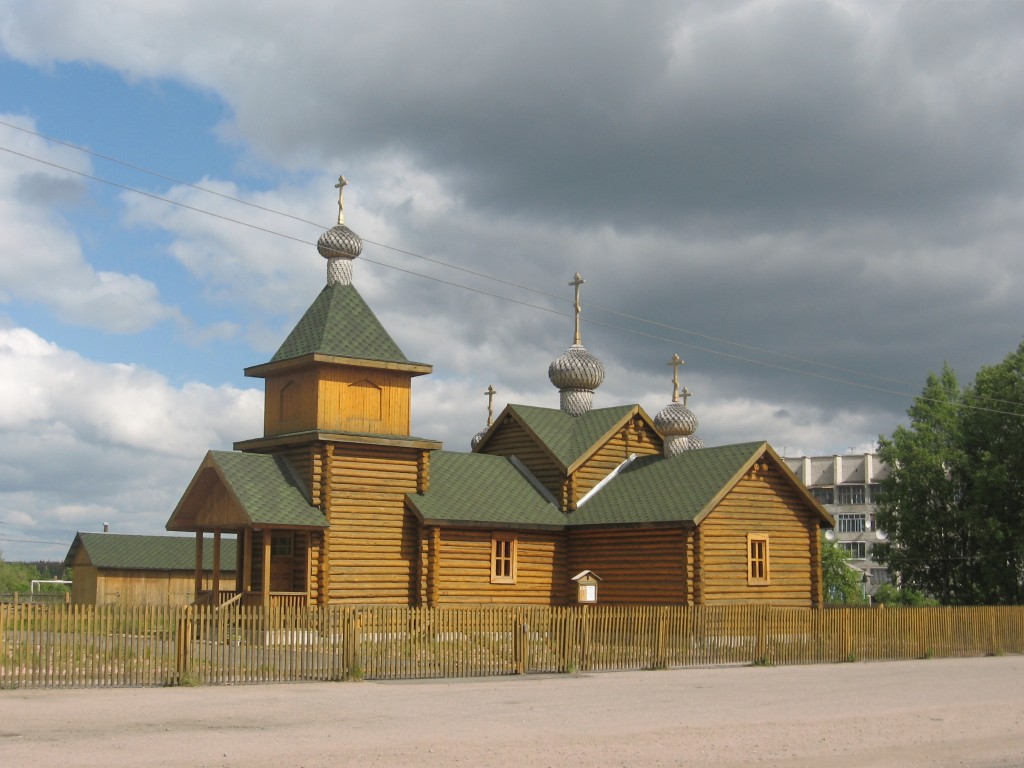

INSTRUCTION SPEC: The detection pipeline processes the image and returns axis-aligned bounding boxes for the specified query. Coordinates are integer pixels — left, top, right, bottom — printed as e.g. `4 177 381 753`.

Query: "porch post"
242 528 253 595
212 530 222 605
194 531 204 599
262 528 272 610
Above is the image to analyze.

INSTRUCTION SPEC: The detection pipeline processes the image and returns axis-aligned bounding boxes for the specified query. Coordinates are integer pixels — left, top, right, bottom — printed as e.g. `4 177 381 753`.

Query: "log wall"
430 528 567 605
323 443 424 604
698 457 821 607
567 527 691 604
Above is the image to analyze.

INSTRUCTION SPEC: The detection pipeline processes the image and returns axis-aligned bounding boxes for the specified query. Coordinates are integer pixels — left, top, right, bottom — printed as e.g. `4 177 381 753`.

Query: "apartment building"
782 453 891 597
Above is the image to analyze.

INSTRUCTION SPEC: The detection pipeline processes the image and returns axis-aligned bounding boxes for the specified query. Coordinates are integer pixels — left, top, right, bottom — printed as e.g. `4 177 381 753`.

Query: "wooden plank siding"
323 444 426 604
698 462 821 607
570 422 662 505
263 365 413 437
70 566 236 606
429 528 567 605
567 527 691 605
479 417 564 502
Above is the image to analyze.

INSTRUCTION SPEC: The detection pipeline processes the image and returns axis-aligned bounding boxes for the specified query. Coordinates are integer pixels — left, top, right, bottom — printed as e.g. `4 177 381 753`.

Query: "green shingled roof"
506 404 639 470
271 282 409 364
65 532 238 571
407 452 564 527
208 451 327 528
567 442 767 526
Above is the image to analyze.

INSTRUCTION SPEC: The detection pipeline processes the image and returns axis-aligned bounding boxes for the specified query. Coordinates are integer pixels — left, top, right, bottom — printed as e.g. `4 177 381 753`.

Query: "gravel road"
2 655 1022 767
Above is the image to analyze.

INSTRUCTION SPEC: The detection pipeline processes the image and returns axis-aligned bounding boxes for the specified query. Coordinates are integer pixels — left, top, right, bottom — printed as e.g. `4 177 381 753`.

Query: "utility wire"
3 132 1024 420
0 120 950 390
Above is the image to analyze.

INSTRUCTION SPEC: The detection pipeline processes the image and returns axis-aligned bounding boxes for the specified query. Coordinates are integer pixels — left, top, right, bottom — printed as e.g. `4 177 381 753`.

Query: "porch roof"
166 451 328 532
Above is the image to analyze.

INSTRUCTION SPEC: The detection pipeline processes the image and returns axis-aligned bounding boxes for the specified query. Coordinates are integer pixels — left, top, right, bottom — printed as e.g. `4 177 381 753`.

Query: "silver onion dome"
320 175 363 286
549 274 605 416
471 430 487 450
654 401 698 437
655 401 700 457
317 224 363 260
657 355 705 456
549 345 605 417
548 345 606 391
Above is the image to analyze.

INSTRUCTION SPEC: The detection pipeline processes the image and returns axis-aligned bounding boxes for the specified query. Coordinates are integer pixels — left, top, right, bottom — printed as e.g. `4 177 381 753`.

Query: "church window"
747 534 770 585
491 534 517 584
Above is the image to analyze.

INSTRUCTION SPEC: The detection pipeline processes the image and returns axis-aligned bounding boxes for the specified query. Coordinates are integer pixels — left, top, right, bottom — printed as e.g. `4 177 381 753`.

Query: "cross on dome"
334 175 348 225
570 272 586 346
668 354 684 402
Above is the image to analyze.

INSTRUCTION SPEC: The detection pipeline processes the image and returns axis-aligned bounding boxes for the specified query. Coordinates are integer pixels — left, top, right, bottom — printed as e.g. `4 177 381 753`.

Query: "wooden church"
165 179 834 608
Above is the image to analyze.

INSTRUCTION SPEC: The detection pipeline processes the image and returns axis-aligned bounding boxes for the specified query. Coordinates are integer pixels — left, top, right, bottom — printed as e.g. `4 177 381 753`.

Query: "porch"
191 528 317 609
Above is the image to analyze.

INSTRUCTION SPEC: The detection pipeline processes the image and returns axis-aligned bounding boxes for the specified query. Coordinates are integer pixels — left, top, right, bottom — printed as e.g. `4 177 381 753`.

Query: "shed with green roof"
64 532 238 606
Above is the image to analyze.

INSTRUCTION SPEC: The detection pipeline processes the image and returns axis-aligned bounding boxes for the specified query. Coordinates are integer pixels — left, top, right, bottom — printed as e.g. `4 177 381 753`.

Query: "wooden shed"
64 532 238 606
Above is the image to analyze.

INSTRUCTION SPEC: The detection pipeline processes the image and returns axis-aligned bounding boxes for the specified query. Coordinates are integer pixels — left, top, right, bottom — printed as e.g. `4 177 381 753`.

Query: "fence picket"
2 603 1022 689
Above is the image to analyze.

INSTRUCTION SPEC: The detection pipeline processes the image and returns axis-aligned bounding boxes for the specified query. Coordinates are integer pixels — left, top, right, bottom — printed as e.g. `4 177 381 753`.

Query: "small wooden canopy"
166 450 327 532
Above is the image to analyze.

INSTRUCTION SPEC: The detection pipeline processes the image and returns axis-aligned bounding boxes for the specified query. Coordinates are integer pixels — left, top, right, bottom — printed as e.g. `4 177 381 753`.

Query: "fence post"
755 605 768 664
514 610 527 674
654 607 668 669
343 609 361 679
174 607 194 684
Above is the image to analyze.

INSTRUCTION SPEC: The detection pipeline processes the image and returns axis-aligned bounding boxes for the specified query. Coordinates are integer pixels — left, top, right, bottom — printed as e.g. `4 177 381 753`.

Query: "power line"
2 130 1024 420
2 120 943 395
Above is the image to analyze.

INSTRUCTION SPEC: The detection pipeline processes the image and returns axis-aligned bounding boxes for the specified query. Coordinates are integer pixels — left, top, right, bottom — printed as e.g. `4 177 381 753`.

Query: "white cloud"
0 326 262 559
0 114 179 332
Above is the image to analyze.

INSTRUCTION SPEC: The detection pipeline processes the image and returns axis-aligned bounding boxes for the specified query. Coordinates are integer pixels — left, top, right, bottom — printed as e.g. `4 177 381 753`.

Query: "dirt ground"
2 656 1023 768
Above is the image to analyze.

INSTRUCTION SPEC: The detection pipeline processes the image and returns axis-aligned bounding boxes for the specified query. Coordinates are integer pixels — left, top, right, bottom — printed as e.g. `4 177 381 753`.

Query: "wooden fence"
2 603 1022 688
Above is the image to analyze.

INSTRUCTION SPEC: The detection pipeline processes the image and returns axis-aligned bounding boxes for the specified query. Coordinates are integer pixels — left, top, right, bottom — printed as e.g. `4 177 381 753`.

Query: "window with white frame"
840 541 868 560
837 485 866 505
837 513 867 533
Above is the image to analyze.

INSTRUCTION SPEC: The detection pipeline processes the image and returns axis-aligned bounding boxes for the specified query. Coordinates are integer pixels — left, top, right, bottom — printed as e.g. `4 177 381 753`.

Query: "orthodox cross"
335 175 348 224
484 384 497 427
668 354 684 402
570 272 585 345
682 386 692 407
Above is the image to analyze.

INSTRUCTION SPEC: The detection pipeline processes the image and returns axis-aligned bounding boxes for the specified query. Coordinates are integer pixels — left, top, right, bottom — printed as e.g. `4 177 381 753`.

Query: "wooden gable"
695 448 830 607
569 411 662 508
477 404 663 512
167 461 253 531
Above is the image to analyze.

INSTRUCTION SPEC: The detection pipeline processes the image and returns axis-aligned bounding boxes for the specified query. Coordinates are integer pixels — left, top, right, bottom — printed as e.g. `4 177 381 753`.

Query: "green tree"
877 347 1024 605
875 364 978 604
959 341 1024 603
821 535 865 605
0 548 42 594
872 584 938 607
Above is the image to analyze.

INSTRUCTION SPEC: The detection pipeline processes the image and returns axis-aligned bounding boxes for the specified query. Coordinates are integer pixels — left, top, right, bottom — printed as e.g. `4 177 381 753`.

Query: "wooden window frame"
747 533 770 585
490 533 517 584
271 532 294 558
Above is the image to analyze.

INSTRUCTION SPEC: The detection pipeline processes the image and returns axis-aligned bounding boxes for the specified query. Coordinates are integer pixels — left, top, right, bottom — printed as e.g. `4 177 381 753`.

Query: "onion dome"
549 273 605 416
548 345 606 416
318 175 363 286
656 355 703 457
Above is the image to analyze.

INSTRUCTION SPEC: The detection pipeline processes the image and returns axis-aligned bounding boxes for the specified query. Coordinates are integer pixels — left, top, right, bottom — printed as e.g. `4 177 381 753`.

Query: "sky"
1 1 1023 562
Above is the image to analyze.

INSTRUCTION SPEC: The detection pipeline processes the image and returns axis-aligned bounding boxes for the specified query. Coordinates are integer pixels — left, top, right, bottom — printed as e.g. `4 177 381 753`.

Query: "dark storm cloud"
240 2 1024 235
